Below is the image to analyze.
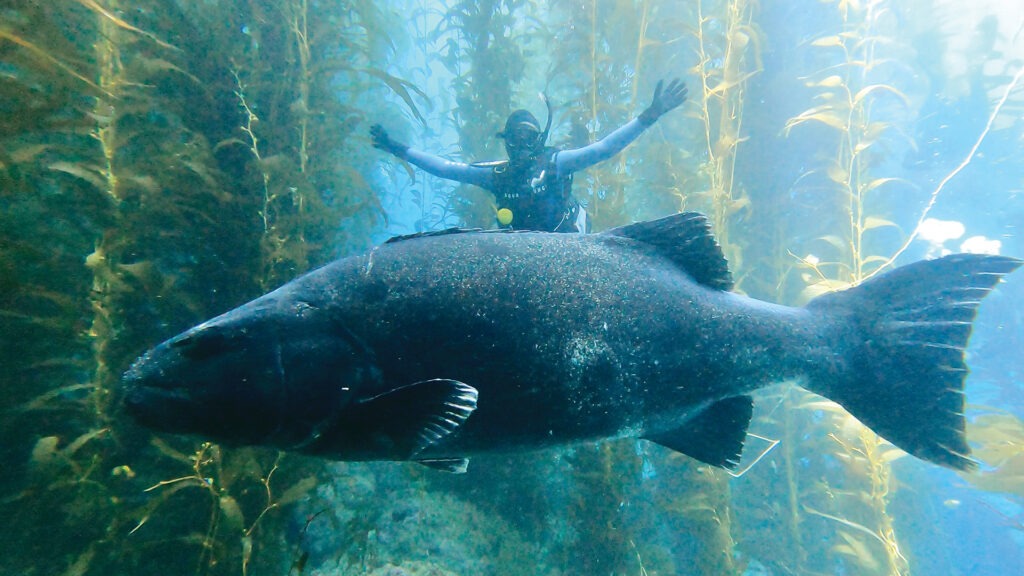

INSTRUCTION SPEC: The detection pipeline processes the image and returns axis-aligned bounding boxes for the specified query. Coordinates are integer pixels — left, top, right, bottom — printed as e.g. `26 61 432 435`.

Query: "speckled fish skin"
122 213 1021 472
341 237 761 444
338 229 807 448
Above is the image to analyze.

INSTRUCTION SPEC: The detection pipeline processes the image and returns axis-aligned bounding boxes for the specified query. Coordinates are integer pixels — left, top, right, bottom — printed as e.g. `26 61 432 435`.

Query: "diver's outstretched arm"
554 119 647 173
371 124 492 188
555 79 688 174
403 149 493 188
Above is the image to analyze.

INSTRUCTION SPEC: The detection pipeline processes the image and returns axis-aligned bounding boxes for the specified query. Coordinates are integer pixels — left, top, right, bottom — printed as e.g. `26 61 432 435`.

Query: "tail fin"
806 253 1021 470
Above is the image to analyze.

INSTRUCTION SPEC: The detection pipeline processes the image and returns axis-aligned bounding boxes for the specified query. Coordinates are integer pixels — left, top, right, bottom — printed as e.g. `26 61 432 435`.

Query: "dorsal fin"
385 227 482 244
385 227 533 245
602 212 733 291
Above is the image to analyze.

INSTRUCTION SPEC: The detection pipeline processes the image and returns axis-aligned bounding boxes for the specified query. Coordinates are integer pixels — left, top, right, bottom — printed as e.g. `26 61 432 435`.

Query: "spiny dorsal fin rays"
601 212 734 291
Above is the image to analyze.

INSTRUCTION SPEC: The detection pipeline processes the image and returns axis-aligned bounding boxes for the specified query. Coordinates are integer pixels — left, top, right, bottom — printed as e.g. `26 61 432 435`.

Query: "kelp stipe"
691 0 761 271
424 1 649 570
539 0 762 569
131 443 317 575
543 0 642 230
622 2 767 570
215 0 388 289
123 1 392 573
0 3 209 574
432 0 529 228
1 1 389 574
779 1 923 573
537 1 734 570
644 2 767 571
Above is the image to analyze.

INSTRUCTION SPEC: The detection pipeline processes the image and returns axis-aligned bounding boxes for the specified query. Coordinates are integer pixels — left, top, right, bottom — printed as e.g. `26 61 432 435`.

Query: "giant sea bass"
122 213 1020 473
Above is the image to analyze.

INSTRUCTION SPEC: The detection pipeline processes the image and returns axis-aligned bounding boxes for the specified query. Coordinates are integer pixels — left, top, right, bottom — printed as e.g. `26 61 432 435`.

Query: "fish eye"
170 328 232 360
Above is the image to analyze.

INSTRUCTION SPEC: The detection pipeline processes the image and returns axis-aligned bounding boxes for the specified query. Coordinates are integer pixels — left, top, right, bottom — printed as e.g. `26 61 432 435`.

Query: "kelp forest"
1 0 1022 575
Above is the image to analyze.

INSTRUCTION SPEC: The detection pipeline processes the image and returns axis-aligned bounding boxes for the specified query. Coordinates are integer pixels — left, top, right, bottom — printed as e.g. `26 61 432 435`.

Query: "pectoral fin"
644 395 753 469
357 379 478 459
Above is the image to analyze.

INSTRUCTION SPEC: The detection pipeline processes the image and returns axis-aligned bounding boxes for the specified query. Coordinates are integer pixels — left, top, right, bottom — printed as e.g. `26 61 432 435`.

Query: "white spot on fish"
365 248 377 276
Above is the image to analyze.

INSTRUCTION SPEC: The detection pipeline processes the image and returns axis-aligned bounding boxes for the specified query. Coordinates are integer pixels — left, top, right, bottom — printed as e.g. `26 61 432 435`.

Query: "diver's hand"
638 79 688 126
370 124 408 158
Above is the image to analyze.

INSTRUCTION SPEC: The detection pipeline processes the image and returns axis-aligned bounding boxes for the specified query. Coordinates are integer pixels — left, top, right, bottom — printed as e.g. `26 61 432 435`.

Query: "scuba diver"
370 78 688 233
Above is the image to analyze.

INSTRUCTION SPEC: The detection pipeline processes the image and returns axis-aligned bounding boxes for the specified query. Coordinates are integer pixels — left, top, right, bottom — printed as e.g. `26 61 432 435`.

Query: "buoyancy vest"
487 148 576 232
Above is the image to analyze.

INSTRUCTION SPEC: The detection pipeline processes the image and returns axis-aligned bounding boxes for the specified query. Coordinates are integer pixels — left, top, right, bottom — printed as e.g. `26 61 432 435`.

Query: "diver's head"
498 109 544 161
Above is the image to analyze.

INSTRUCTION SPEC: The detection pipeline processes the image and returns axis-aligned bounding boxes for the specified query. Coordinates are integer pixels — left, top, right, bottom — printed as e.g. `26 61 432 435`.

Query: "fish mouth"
121 369 200 433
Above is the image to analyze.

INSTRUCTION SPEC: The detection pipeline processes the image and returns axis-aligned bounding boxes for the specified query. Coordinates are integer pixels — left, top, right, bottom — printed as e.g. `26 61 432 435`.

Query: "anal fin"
644 395 753 469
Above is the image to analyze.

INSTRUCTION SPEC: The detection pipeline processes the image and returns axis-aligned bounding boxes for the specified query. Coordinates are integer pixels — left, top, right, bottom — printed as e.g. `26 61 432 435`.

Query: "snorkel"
538 92 553 147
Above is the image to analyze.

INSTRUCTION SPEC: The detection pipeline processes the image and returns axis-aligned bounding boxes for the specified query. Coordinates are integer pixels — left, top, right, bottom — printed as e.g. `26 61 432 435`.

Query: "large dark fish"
121 213 1021 473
